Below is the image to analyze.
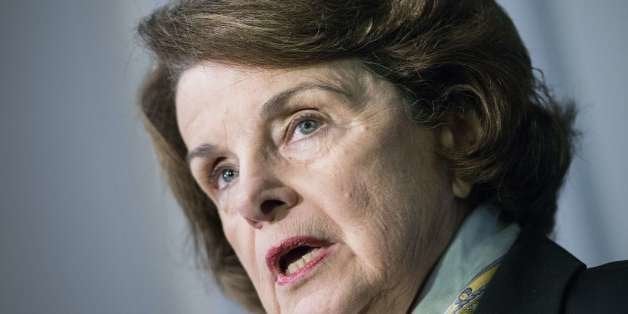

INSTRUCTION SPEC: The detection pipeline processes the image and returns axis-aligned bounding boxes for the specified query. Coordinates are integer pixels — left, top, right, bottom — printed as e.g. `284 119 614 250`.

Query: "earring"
452 177 472 199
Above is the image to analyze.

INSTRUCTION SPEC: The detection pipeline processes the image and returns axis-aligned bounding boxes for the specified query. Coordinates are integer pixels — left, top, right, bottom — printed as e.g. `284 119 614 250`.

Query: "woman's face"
176 60 464 313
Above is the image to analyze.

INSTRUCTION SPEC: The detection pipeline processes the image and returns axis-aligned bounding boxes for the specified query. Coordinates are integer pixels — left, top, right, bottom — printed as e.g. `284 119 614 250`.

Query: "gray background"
1 1 626 313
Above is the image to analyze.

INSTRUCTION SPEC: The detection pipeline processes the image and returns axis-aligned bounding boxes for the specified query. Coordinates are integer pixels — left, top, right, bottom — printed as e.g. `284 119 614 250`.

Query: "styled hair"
137 0 576 311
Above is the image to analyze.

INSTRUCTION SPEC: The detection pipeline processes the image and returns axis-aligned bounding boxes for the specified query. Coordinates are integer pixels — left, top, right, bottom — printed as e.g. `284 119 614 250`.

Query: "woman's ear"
437 110 481 199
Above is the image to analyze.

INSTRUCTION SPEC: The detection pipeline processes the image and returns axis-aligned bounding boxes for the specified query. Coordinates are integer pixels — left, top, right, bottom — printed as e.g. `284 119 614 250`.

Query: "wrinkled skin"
175 60 467 314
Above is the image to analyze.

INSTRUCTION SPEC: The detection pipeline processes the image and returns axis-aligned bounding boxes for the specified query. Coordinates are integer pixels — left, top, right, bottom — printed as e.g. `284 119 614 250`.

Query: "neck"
407 201 471 312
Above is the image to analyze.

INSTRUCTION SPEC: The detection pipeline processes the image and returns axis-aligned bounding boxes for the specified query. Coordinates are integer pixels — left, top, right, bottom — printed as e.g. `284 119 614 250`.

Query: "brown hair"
137 0 576 311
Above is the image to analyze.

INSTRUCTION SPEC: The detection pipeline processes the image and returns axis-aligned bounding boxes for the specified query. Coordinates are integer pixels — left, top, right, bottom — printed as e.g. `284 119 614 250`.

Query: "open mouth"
279 245 321 275
266 237 331 285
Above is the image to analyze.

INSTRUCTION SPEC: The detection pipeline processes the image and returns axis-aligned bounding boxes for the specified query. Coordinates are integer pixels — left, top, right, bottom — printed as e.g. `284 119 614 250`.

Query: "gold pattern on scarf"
444 261 500 314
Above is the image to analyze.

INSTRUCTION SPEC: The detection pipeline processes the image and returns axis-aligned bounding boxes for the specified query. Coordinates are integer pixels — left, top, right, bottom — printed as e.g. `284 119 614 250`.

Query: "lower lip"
276 246 333 286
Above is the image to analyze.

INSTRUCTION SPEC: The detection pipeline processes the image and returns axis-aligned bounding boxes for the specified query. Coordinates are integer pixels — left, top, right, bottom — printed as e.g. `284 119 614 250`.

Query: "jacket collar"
476 226 585 314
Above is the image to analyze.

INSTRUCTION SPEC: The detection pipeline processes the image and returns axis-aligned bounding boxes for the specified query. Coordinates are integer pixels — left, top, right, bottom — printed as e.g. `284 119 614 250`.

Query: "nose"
231 171 299 229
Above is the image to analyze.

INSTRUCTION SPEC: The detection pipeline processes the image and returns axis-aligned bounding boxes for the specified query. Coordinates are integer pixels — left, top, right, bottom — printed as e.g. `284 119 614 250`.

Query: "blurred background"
1 1 626 313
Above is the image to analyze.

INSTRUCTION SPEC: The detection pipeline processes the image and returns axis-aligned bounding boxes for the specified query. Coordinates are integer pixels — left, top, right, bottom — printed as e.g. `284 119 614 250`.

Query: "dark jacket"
476 227 628 314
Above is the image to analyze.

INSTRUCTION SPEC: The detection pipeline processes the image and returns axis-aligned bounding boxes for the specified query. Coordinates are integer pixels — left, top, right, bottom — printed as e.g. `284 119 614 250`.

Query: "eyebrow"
259 82 354 120
186 143 218 165
185 81 356 165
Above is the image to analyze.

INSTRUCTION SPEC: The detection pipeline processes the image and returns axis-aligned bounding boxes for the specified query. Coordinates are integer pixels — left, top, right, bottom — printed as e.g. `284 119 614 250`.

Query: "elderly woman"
137 0 626 313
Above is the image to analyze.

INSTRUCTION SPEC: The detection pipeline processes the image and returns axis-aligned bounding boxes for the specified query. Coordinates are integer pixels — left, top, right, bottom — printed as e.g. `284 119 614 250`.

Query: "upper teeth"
286 248 320 275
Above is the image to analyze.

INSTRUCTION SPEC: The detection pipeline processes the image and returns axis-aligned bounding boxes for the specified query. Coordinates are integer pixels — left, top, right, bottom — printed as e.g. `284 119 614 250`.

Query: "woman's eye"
213 167 238 189
221 168 238 183
296 119 320 135
287 114 325 143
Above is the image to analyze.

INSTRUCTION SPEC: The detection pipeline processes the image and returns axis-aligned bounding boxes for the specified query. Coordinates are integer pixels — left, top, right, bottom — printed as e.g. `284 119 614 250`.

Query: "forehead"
175 59 365 106
174 60 370 147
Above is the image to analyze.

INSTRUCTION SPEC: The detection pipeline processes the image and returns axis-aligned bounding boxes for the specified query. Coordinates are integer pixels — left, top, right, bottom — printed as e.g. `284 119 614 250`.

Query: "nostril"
260 199 285 215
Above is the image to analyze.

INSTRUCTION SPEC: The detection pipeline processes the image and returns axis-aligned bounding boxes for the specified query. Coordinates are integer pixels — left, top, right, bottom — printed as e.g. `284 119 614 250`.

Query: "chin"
261 248 379 314
280 285 372 314
291 275 398 313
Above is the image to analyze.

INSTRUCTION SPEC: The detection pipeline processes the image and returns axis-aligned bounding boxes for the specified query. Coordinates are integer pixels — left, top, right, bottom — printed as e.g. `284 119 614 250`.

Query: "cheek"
219 215 259 280
309 127 449 270
221 219 282 312
308 147 412 247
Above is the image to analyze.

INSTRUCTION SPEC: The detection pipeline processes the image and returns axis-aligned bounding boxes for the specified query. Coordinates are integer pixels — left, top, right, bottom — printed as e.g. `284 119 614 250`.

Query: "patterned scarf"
444 259 501 314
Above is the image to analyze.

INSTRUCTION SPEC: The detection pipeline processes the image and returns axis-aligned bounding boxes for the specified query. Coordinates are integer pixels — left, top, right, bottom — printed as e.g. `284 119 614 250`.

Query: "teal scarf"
412 205 520 314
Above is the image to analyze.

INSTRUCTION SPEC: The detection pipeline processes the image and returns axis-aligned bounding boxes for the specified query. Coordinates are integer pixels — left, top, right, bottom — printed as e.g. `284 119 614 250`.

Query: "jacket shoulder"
477 225 628 314
476 228 585 314
565 261 628 313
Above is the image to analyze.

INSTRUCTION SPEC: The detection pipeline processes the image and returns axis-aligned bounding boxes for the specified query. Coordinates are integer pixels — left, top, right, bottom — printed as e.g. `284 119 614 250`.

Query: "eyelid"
283 110 326 143
206 159 237 190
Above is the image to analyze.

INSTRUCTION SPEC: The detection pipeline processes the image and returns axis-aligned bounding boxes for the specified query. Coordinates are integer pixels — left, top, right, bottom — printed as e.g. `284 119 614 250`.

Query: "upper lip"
266 236 330 277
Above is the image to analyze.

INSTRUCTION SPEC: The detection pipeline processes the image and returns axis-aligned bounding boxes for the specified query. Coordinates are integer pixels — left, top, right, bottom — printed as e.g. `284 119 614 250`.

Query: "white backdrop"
0 1 626 313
